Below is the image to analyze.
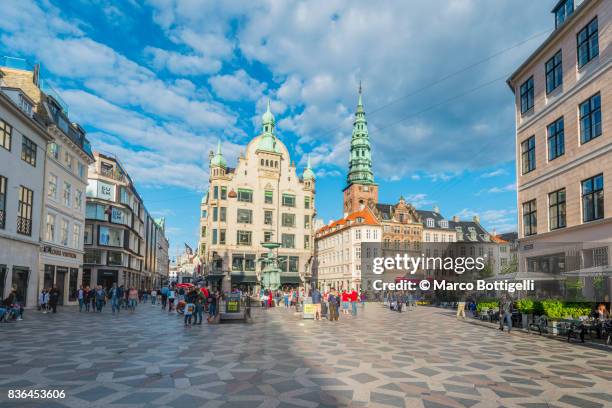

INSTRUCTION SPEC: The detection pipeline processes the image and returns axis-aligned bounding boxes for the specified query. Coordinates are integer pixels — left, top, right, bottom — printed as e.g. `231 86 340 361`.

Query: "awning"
205 274 225 283
231 272 258 284
280 275 302 284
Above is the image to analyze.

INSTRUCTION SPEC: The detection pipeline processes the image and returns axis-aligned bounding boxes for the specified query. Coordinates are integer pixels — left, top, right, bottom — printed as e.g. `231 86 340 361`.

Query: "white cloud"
208 69 267 101
486 183 516 193
145 46 222 75
405 193 433 208
481 169 507 178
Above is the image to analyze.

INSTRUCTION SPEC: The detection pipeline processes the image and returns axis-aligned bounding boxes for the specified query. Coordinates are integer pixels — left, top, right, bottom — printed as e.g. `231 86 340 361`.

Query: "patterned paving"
0 303 611 408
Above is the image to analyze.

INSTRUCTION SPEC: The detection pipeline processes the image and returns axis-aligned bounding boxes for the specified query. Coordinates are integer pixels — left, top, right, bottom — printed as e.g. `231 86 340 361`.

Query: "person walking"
500 295 514 332
192 289 204 325
109 283 121 314
456 300 466 320
89 286 96 312
311 287 322 321
77 286 85 312
95 286 106 312
207 290 217 321
350 288 358 316
49 286 60 314
160 286 169 310
328 288 339 321
83 286 91 312
151 288 157 305
168 288 176 312
38 288 47 314
128 287 138 313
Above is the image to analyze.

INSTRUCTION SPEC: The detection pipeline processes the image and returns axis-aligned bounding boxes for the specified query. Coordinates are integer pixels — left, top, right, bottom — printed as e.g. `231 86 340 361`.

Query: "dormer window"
426 218 434 228
554 0 574 29
18 94 32 116
440 220 448 228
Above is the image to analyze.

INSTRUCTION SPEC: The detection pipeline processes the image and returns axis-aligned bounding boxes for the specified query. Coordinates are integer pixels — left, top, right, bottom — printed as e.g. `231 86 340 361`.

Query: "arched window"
265 159 269 166
261 159 264 166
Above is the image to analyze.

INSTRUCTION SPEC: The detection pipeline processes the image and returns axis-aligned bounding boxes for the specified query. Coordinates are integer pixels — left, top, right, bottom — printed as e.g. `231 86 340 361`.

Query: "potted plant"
515 298 534 329
541 299 564 335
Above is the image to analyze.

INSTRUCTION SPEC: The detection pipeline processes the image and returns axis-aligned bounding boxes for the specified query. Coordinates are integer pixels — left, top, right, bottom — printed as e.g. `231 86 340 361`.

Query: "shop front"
39 245 82 306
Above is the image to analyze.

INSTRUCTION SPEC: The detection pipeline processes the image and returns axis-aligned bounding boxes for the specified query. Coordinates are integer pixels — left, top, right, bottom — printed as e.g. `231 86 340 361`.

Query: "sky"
0 0 555 256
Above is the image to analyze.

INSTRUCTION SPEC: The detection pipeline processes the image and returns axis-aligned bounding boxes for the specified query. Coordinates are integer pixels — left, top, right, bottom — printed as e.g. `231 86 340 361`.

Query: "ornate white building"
200 102 316 291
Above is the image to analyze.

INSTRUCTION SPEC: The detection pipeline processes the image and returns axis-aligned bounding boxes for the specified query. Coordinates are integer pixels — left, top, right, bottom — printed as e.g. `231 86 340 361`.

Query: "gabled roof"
449 220 491 243
316 206 379 237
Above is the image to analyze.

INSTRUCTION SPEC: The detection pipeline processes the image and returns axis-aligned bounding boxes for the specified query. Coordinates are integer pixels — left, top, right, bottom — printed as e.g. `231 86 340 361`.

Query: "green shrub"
476 301 498 313
515 298 535 314
541 299 564 319
539 299 592 319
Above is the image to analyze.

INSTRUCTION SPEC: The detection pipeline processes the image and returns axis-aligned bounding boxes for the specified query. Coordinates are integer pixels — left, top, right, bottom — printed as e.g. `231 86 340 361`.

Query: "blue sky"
1 0 555 256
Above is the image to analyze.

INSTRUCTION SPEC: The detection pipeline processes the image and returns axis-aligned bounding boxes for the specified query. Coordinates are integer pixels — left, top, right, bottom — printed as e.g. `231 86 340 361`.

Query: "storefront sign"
42 246 77 259
98 181 115 201
111 207 123 224
226 294 241 313
303 297 314 319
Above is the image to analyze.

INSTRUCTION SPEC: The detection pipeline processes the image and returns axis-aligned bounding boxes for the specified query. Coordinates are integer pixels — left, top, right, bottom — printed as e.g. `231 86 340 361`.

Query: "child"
39 289 47 313
184 302 194 327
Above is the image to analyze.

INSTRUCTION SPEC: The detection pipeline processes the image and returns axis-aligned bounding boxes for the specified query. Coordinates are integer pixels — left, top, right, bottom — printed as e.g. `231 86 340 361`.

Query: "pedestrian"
38 288 47 314
341 290 349 315
192 290 204 325
151 288 157 305
350 288 358 316
84 286 91 312
128 287 138 313
328 288 340 321
168 288 175 312
95 285 106 312
456 300 466 320
109 283 121 314
49 286 60 313
207 290 217 321
499 295 513 332
89 286 96 312
160 286 169 310
311 287 322 320
77 285 85 312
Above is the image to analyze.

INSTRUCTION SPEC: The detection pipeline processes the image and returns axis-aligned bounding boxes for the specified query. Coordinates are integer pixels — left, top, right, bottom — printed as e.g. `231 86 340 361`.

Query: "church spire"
346 84 374 188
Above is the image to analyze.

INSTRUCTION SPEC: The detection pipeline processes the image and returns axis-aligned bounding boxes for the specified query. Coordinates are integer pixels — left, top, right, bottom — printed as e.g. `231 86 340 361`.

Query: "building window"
78 162 85 179
304 215 310 228
304 235 310 249
547 117 564 161
74 190 83 210
426 218 434 228
554 0 573 29
201 225 206 237
107 251 123 266
21 136 37 166
237 208 252 224
48 174 58 200
60 218 69 246
304 196 311 209
213 186 218 199
237 189 253 202
17 186 33 236
579 93 602 144
264 231 273 243
63 182 72 207
281 233 295 248
282 213 295 227
220 229 226 244
84 224 93 245
220 186 227 200
264 190 273 204
220 207 226 222
72 224 81 249
0 175 6 229
521 136 536 174
522 199 537 236
549 189 566 230
212 207 218 221
212 229 217 244
282 193 296 207
577 17 599 68
519 76 534 114
48 142 59 160
545 50 563 93
0 119 12 151
582 174 604 222
264 210 273 225
45 213 55 241
237 230 252 245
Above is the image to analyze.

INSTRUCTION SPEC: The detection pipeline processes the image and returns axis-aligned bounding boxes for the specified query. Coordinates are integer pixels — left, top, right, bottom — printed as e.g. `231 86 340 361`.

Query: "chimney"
33 63 40 87
473 215 480 224
452 215 459 222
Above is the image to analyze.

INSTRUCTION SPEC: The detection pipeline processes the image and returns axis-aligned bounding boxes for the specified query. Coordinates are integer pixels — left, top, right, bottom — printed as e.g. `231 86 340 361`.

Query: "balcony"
99 166 125 181
16 216 32 236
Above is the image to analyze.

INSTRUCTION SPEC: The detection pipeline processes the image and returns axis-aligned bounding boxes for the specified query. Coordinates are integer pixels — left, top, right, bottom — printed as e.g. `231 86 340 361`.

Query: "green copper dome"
210 140 226 168
262 99 275 128
258 100 281 153
303 155 315 180
346 85 375 187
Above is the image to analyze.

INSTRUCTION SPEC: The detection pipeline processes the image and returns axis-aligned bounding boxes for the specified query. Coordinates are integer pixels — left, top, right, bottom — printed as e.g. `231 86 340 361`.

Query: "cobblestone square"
0 304 611 408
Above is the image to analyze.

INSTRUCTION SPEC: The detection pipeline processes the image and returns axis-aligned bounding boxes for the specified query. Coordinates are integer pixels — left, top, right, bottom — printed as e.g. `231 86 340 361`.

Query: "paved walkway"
0 303 611 408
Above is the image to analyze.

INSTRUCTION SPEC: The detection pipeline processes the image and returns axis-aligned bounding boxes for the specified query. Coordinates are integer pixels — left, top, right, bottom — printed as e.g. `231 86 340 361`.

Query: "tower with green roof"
343 85 378 213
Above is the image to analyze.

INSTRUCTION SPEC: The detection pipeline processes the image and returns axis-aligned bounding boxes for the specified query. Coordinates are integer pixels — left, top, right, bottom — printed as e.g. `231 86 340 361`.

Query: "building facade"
314 207 382 291
84 153 169 290
507 0 611 301
201 102 316 291
0 71 52 307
